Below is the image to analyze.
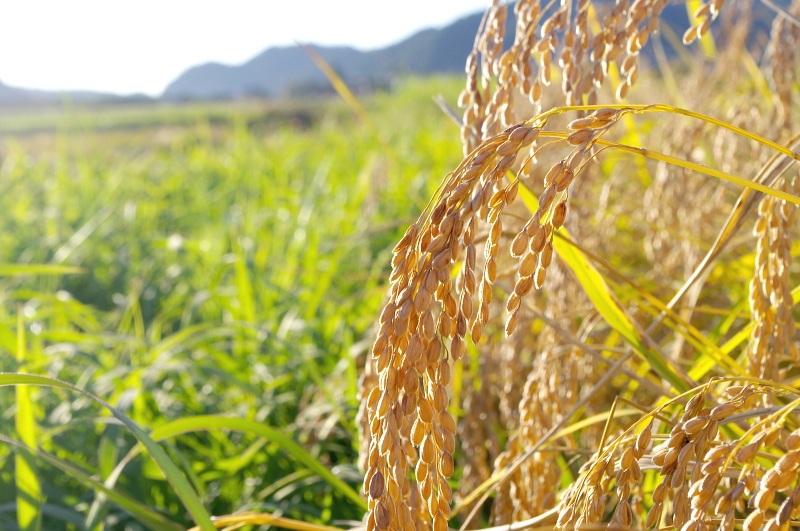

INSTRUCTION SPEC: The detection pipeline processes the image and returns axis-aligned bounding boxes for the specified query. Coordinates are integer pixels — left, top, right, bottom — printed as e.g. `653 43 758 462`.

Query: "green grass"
0 75 464 531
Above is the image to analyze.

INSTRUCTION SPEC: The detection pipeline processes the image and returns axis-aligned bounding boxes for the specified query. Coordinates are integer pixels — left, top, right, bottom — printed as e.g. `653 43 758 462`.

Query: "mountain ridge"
161 10 493 101
0 2 775 107
159 2 725 101
0 78 153 107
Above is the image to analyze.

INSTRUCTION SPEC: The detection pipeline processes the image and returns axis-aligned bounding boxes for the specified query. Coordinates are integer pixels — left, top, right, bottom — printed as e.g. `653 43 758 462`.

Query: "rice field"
3 1 800 531
0 77 465 530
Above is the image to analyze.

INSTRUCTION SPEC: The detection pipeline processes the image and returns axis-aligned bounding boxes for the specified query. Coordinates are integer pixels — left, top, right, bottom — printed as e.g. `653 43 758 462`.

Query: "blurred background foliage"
0 76 464 530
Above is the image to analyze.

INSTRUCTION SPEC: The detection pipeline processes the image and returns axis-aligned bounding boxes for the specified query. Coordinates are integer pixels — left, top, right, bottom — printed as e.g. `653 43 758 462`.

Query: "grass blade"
187 511 345 531
0 373 216 531
0 264 86 276
0 434 182 531
108 415 367 511
298 43 376 132
14 313 41 531
536 130 800 206
233 251 256 323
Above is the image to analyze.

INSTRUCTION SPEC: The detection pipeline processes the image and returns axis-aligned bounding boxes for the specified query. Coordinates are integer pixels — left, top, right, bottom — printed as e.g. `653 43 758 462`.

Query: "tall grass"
0 77 464 530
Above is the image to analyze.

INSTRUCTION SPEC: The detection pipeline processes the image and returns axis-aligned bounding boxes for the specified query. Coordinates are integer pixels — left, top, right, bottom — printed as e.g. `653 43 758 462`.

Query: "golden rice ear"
363 108 615 530
748 178 796 385
765 12 800 130
458 0 730 153
488 345 582 524
553 384 800 531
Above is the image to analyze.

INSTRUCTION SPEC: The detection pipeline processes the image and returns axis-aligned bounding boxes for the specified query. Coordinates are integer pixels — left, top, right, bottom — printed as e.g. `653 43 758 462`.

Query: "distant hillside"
163 2 776 102
0 79 152 107
162 11 496 101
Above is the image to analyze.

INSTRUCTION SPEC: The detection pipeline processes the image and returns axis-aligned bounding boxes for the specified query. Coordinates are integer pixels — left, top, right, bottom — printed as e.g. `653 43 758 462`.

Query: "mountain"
162 10 495 101
0 79 152 107
1 3 776 106
163 1 778 102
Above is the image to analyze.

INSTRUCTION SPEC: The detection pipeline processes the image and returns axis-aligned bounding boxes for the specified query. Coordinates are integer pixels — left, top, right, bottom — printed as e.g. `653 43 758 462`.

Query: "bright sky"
0 0 490 97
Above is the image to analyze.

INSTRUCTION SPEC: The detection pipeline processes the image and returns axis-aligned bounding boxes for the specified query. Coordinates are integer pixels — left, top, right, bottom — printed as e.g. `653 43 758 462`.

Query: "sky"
0 0 490 97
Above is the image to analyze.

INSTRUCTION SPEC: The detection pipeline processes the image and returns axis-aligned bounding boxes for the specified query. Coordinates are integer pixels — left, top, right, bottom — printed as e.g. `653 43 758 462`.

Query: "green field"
0 76 465 530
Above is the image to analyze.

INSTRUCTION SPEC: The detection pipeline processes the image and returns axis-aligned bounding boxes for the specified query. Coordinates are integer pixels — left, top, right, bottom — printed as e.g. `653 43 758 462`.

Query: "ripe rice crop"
359 2 800 531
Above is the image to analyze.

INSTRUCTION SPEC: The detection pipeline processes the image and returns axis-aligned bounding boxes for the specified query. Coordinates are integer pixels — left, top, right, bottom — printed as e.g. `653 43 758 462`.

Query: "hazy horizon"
0 0 490 97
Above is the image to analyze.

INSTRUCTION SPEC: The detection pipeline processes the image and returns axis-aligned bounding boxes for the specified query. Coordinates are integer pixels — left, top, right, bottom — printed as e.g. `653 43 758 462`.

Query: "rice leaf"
0 433 181 531
109 415 368 511
518 181 689 392
14 315 40 531
553 234 689 392
0 373 216 531
0 264 85 276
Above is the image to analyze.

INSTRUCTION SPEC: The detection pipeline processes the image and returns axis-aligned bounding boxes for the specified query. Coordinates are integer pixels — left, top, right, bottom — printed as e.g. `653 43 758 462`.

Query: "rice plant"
359 2 800 531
